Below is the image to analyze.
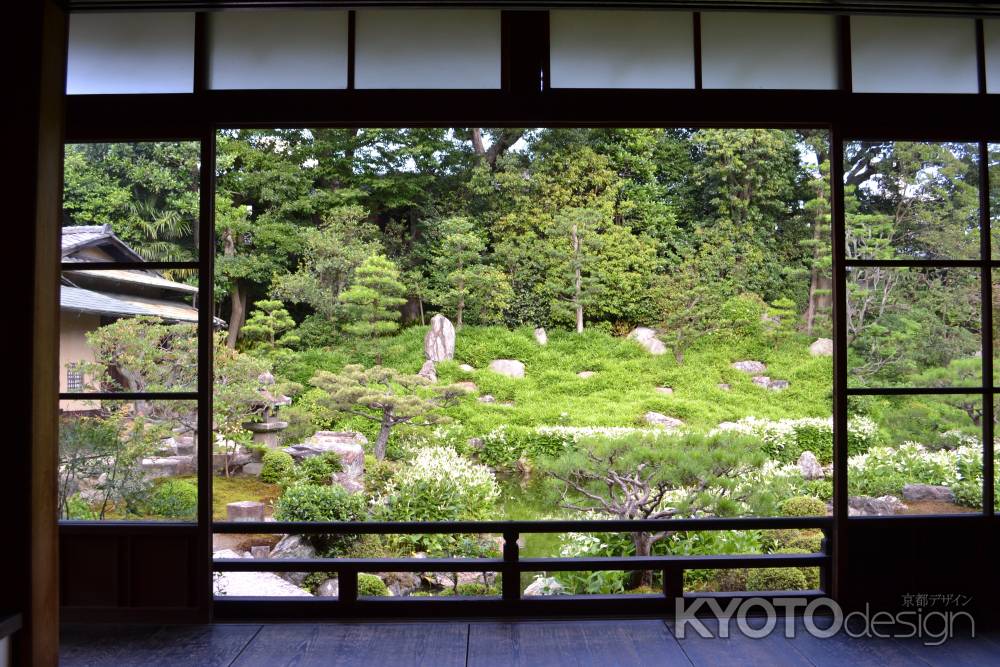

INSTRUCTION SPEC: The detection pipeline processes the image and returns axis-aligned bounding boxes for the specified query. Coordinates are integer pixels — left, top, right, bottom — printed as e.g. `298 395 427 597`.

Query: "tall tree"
428 216 512 327
271 205 381 324
338 254 408 339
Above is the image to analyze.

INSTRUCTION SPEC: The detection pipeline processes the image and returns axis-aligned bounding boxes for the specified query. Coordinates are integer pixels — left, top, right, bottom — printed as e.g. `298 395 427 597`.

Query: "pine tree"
338 254 407 339
311 365 465 460
429 216 512 327
240 299 299 351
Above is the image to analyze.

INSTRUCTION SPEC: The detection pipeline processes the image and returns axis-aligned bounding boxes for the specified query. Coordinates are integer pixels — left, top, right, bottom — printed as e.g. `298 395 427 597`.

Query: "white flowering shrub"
374 446 501 555
710 415 878 464
847 442 992 507
375 446 498 521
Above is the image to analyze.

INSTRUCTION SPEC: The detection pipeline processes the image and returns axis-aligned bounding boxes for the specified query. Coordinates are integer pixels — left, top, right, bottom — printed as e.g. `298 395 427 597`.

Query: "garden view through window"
57 131 996 599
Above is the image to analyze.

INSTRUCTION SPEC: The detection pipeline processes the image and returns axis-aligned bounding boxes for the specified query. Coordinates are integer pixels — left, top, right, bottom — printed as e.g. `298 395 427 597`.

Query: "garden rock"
732 360 767 374
644 412 684 430
468 437 484 449
431 571 496 590
524 577 566 596
316 578 339 597
381 571 422 596
213 550 311 597
452 381 478 393
478 395 496 403
459 363 475 372
142 455 195 479
810 338 834 357
241 462 263 477
902 484 956 503
284 432 367 493
577 371 596 379
848 495 906 516
269 535 317 586
418 360 437 383
655 386 674 395
250 545 270 559
534 327 548 345
213 450 252 475
628 327 666 355
424 314 456 361
489 359 525 378
797 451 825 480
226 500 265 522
717 383 731 391
752 376 789 391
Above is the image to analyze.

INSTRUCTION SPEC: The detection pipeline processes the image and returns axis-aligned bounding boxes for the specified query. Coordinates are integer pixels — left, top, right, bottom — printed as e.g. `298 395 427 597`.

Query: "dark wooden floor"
60 619 1000 666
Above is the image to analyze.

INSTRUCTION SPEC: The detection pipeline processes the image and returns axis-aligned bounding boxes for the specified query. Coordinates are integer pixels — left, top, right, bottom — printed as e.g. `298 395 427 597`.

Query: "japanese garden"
58 129 999 598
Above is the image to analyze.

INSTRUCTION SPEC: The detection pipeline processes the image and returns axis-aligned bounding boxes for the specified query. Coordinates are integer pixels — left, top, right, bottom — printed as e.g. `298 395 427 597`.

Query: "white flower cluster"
708 415 877 456
847 442 980 486
395 445 500 501
535 425 671 442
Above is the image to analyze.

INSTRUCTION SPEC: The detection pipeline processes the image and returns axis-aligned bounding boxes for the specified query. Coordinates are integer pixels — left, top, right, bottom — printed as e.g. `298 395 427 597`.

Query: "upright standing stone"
534 327 548 345
424 314 456 361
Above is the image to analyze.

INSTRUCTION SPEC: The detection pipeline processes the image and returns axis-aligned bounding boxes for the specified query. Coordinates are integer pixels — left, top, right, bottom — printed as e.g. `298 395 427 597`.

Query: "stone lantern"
243 371 290 449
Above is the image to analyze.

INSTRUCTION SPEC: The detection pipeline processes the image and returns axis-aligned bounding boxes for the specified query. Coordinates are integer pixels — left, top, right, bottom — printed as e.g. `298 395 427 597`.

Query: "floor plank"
231 623 468 667
893 632 1000 667
59 624 261 667
467 620 692 667
667 618 815 667
781 618 931 667
60 624 164 667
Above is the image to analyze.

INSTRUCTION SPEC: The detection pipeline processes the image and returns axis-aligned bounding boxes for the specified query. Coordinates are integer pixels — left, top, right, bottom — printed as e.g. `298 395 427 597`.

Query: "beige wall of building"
59 310 100 411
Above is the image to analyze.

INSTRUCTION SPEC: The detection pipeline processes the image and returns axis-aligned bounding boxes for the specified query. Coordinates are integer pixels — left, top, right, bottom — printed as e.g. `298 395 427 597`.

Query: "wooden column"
5 0 66 664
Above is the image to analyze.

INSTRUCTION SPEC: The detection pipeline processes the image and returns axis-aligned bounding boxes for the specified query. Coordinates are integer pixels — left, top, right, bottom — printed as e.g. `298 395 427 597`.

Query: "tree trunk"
630 532 654 589
374 420 393 460
223 229 246 348
572 223 583 333
226 280 247 349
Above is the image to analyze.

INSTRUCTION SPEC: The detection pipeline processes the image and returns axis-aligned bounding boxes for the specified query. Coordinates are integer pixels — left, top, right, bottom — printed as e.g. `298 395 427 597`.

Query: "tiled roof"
61 224 145 261
61 285 199 323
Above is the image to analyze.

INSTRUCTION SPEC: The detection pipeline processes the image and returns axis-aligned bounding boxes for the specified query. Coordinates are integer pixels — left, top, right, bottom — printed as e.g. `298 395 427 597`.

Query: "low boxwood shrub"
147 479 197 518
260 449 295 484
746 566 808 592
357 573 389 597
780 496 827 517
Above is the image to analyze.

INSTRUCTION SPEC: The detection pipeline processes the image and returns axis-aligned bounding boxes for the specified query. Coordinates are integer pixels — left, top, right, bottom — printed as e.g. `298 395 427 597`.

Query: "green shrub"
260 449 295 484
357 573 388 597
746 566 808 592
774 548 821 589
780 496 827 517
273 483 367 523
64 494 97 520
147 479 197 518
456 582 495 596
780 530 825 553
301 572 337 594
274 483 368 555
292 453 343 485
364 455 396 498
